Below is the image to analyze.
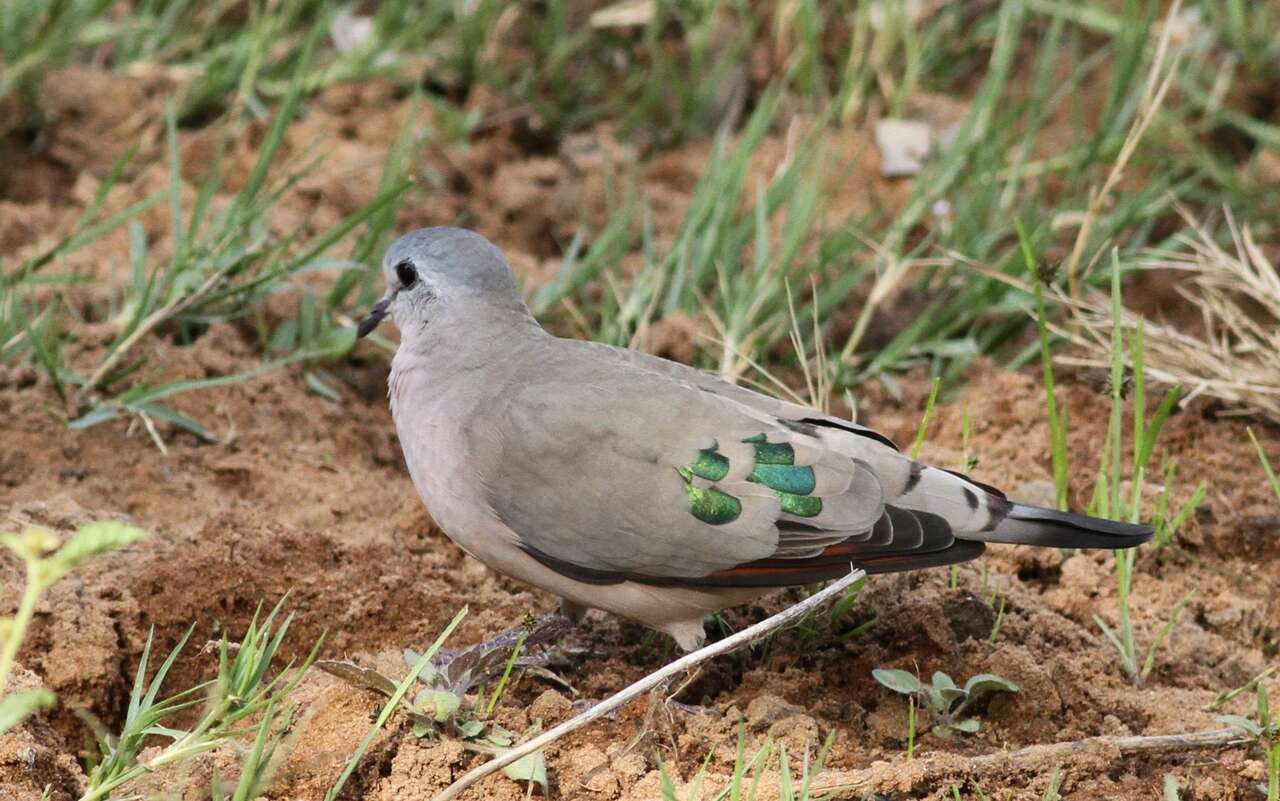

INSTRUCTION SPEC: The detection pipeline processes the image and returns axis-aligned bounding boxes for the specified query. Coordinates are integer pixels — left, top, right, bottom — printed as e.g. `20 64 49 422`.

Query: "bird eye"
395 260 417 288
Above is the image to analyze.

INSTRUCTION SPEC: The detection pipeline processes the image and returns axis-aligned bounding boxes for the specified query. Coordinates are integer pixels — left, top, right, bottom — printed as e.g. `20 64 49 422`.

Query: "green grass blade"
324 607 468 801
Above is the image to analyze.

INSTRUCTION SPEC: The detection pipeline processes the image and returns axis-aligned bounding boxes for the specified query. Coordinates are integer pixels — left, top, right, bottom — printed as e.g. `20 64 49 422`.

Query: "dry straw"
1054 208 1280 422
965 206 1280 423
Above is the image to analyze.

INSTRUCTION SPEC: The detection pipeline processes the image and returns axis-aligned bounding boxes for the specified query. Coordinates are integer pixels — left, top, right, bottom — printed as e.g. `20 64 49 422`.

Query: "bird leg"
431 609 574 671
559 597 588 624
615 663 707 765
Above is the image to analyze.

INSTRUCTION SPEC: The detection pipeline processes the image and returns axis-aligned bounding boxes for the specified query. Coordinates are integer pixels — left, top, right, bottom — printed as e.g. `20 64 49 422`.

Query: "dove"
357 227 1152 651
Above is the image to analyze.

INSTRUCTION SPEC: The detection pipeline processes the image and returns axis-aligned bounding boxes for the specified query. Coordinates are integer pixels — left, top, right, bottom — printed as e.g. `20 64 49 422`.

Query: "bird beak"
356 296 391 338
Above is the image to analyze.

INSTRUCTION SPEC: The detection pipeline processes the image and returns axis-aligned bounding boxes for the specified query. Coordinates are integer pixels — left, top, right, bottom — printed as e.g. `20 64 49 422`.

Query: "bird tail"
977 503 1152 549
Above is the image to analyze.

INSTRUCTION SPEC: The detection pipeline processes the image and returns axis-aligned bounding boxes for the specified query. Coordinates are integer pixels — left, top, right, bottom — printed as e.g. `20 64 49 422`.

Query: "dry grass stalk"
1063 0 1184 296
953 206 1280 422
1053 208 1280 421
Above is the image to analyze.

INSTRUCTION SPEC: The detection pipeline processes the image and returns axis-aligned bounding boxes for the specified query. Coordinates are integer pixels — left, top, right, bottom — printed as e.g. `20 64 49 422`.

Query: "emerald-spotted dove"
357 228 1151 651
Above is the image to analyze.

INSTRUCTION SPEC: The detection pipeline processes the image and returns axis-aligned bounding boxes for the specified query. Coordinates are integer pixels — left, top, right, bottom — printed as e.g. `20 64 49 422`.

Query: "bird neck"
393 297 545 368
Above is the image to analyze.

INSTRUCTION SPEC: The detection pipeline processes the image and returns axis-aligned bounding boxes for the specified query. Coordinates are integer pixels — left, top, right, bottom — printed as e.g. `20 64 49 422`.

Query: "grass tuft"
81 595 323 801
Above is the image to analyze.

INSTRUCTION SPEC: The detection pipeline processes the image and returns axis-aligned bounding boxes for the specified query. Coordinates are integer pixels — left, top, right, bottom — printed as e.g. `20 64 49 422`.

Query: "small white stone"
329 9 374 54
590 0 655 28
875 118 932 177
868 0 926 31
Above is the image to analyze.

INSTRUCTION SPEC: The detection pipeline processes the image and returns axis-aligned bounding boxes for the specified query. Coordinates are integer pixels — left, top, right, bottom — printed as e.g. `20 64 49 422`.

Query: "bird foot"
431 610 574 671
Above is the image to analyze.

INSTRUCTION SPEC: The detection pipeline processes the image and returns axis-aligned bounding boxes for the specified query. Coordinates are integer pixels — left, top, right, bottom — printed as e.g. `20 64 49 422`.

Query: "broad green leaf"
964 673 1020 696
940 687 967 705
926 687 944 715
1215 714 1262 737
871 668 921 696
456 718 486 739
0 688 56 734
46 521 146 582
270 320 299 352
414 689 460 723
1 527 60 561
403 648 436 683
483 725 514 747
931 671 957 692
951 717 981 733
69 405 119 429
501 750 547 792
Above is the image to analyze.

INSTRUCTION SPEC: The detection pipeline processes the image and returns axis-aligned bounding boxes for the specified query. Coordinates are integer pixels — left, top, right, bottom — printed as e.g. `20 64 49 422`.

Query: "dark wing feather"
565 507 985 588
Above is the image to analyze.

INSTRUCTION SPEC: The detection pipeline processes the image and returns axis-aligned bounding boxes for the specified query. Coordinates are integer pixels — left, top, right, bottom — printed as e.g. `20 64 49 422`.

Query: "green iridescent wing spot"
779 492 822 517
679 434 824 524
689 485 742 525
739 435 812 494
677 467 741 525
688 446 730 481
749 463 816 494
751 441 795 465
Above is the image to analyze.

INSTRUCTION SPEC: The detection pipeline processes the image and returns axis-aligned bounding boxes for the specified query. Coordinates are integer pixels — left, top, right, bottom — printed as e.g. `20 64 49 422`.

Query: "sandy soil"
2 67 1279 801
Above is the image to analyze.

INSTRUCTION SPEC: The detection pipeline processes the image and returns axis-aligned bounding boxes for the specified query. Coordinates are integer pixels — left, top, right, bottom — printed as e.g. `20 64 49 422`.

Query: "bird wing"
567 341 1152 554
570 341 1015 535
479 346 980 587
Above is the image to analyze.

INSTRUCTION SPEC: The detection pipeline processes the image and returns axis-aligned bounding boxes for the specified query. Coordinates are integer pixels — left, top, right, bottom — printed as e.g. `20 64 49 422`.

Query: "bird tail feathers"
975 503 1152 549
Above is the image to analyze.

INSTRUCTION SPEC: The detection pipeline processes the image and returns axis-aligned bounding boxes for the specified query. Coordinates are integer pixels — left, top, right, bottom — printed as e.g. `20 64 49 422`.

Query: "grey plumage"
360 227 1151 651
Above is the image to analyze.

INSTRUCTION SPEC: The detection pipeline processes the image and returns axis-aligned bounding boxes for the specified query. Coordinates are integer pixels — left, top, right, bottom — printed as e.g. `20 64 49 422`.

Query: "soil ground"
2 67 1280 801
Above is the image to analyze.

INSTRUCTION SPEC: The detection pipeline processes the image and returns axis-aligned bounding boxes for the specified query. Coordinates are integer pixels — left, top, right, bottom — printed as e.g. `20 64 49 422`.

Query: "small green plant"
318 612 568 794
872 668 1018 741
1208 667 1276 712
1041 765 1063 801
322 608 468 801
1016 217 1069 512
986 585 1008 643
1149 456 1206 551
1025 236 1196 685
1217 684 1280 801
1251 428 1280 505
909 377 941 459
0 521 145 735
828 575 877 641
658 723 834 801
1083 256 1195 684
80 596 322 801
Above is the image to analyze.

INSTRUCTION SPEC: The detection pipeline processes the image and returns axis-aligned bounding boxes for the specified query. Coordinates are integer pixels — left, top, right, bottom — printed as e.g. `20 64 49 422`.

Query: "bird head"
356 227 524 338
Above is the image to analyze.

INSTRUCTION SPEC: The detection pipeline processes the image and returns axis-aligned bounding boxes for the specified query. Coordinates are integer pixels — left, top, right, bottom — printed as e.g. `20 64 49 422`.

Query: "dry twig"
1063 0 1184 295
431 568 867 801
815 727 1247 796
